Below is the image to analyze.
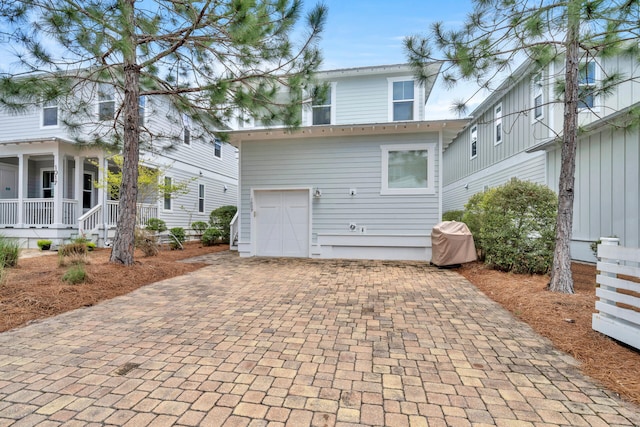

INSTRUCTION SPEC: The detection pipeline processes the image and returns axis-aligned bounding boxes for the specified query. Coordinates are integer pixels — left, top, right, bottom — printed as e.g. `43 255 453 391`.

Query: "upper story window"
163 176 172 210
198 184 205 213
381 143 435 195
182 114 191 145
42 100 58 127
532 72 544 121
578 61 596 110
214 139 222 158
138 96 146 126
390 79 415 121
312 85 332 125
494 103 502 145
470 125 478 159
98 84 115 121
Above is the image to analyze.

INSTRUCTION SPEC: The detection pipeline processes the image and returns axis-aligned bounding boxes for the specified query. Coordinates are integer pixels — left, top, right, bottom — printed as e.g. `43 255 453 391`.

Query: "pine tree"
0 0 326 265
406 0 640 293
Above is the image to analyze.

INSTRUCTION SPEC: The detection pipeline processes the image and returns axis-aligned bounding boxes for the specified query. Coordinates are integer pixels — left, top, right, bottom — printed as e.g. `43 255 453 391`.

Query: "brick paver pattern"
0 252 638 426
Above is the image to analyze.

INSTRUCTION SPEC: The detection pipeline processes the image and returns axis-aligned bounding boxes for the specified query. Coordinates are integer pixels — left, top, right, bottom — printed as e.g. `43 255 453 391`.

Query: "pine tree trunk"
109 0 140 266
549 0 580 294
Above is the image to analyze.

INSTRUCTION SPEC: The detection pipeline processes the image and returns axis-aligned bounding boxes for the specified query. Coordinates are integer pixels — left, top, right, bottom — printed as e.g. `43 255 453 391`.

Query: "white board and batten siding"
592 240 640 351
547 126 640 262
238 132 441 260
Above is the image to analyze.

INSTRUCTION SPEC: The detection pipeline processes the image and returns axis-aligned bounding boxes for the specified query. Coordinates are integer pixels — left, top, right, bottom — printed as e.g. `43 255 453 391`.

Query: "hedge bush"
191 221 209 235
470 179 557 274
442 210 464 222
209 205 237 243
145 217 167 232
169 227 186 250
202 227 223 246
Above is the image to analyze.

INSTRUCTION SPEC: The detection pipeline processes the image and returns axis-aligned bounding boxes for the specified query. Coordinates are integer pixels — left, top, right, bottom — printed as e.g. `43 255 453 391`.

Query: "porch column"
53 152 63 226
17 154 26 227
98 154 108 232
74 155 83 222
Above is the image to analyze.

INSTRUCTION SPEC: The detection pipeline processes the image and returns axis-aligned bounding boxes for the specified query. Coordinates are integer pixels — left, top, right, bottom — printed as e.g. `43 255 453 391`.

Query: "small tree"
209 205 238 243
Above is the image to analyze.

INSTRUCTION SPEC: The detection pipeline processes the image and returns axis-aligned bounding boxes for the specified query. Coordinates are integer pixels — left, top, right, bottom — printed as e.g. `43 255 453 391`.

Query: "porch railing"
62 199 77 226
107 201 158 227
78 204 102 235
0 199 18 226
229 210 239 250
24 199 54 226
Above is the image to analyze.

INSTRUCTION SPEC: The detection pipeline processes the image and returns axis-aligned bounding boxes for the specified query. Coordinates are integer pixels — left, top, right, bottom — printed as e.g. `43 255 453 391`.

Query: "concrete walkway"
0 252 638 426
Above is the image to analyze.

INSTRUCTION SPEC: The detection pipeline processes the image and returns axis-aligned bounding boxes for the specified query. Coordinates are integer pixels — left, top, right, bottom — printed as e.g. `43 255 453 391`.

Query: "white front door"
255 190 310 257
0 166 18 199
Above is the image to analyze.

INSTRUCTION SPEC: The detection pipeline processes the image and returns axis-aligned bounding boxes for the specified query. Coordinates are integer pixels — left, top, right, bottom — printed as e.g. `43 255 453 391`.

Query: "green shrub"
209 205 237 243
86 242 96 251
145 217 167 232
135 228 159 257
0 235 19 268
442 210 464 222
169 227 186 250
62 263 87 284
479 178 557 274
461 191 492 259
37 239 53 250
191 221 208 235
201 227 223 246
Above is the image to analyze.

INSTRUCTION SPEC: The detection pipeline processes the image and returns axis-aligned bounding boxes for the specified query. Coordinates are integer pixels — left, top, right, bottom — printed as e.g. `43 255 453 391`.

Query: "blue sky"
302 0 483 118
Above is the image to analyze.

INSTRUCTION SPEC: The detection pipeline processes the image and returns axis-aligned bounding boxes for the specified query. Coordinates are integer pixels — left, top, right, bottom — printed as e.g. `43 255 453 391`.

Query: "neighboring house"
229 64 467 261
442 53 640 262
0 83 238 248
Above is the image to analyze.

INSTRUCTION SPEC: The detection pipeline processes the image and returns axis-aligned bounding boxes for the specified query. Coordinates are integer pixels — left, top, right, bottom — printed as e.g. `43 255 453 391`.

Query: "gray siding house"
230 64 467 261
443 53 640 262
0 85 238 248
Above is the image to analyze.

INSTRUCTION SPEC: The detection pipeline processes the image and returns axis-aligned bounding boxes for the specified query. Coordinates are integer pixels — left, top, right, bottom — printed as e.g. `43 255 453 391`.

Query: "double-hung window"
198 184 205 213
312 85 332 125
390 79 415 121
532 73 544 120
163 177 172 210
214 139 222 158
381 143 435 195
470 125 478 159
183 114 191 145
42 100 58 127
578 61 596 110
98 84 115 121
494 104 502 145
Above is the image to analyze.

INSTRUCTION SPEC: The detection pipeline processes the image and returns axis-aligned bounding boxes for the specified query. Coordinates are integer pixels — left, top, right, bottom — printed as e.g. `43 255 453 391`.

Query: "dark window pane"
99 101 115 121
393 101 413 121
534 95 543 118
43 107 57 126
312 106 331 125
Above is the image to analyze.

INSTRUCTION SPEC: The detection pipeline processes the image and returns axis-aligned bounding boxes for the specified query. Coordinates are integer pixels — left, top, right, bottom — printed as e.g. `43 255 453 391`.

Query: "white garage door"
255 190 309 257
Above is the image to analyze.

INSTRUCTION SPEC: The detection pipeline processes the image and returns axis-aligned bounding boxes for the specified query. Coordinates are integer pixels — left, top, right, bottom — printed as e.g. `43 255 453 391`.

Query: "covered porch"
0 139 156 247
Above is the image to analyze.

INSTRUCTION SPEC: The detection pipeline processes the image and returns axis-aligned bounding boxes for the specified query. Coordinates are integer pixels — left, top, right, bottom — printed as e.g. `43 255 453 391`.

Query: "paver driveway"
0 252 638 427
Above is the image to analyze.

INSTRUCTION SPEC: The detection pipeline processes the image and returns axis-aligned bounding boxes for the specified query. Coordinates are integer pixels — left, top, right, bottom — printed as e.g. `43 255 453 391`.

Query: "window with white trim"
163 176 172 210
494 103 502 145
98 84 115 121
138 96 146 126
42 100 58 127
389 79 416 121
182 114 191 145
470 125 477 159
533 73 544 120
214 139 222 158
312 85 332 125
198 184 205 213
381 143 435 195
578 61 596 110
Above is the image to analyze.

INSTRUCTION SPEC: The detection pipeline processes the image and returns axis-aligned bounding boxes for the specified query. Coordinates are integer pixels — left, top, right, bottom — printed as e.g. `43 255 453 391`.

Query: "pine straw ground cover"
1 246 639 405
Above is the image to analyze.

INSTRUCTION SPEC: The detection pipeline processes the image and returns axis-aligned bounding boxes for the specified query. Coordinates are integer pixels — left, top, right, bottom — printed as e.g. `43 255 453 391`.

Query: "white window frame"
163 176 172 211
214 139 222 158
387 77 419 122
306 82 336 126
532 72 544 122
41 168 55 198
42 100 59 128
380 143 435 195
494 103 502 145
470 125 478 160
97 84 115 121
578 60 598 111
182 114 192 146
198 184 205 213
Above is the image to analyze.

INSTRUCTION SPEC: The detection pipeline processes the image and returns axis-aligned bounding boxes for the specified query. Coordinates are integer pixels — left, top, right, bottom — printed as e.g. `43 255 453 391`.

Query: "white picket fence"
592 238 640 350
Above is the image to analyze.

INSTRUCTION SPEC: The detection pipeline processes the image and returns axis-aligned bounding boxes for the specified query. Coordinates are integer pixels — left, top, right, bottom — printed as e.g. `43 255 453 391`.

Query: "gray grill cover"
431 221 477 266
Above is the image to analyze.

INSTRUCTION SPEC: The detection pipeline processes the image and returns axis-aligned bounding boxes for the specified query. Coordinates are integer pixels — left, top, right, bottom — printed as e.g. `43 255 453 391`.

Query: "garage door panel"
255 190 309 257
